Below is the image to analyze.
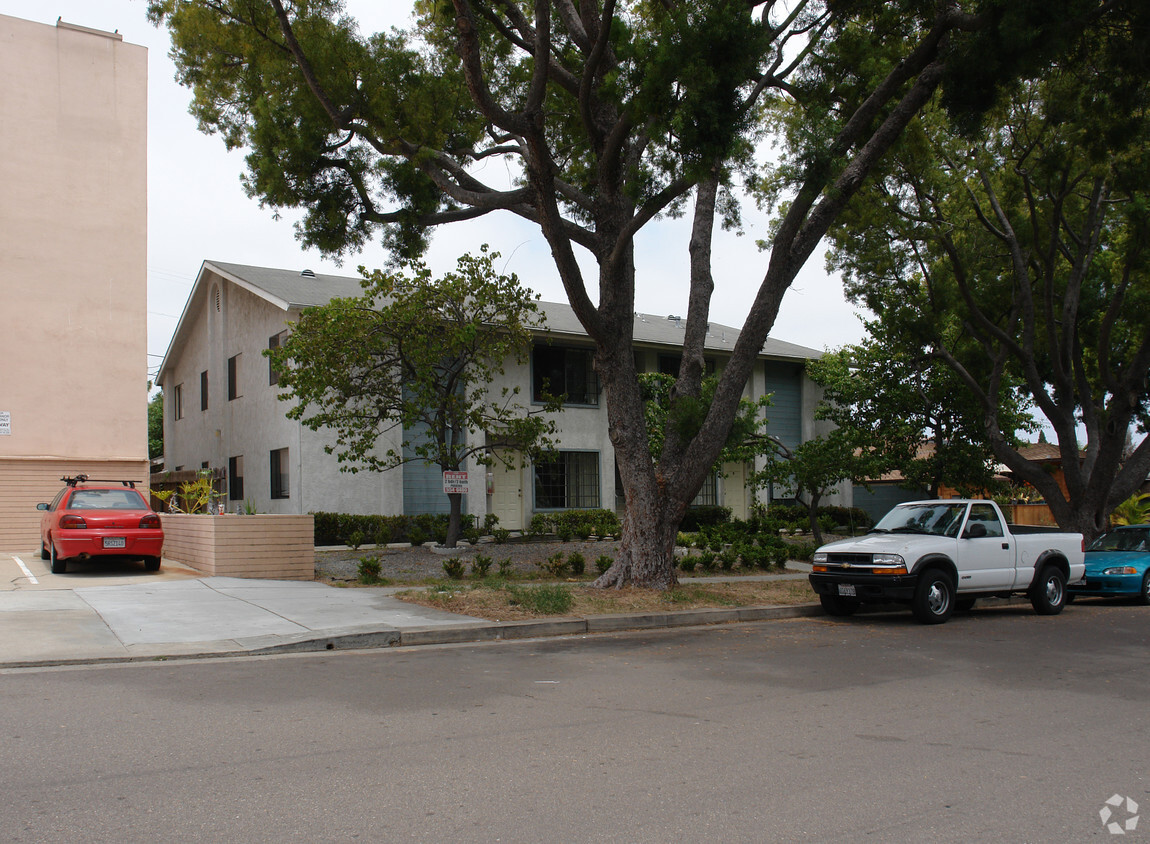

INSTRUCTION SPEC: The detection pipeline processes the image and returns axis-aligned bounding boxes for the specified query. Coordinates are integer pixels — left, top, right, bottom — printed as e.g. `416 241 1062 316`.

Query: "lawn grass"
394 578 816 621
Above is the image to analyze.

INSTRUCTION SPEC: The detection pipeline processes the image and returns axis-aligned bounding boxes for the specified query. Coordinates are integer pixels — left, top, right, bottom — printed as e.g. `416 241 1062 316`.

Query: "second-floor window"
532 345 599 405
268 331 287 386
173 384 184 420
228 354 241 400
200 370 209 411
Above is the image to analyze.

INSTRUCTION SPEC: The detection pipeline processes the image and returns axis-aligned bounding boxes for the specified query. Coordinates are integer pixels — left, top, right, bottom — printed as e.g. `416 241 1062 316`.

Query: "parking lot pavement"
0 551 486 667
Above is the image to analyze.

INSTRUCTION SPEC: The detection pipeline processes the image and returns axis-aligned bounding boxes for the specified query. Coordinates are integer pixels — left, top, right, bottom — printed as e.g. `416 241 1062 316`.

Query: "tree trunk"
807 493 824 546
444 490 463 548
593 494 682 590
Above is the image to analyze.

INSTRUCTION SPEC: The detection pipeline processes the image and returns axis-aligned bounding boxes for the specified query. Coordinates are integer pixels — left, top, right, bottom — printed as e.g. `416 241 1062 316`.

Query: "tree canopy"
149 0 1132 584
824 24 1150 537
267 248 558 545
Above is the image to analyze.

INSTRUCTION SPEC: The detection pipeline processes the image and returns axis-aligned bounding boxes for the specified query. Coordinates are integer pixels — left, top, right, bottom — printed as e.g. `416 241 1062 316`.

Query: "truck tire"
911 568 954 624
820 594 860 617
1029 565 1067 615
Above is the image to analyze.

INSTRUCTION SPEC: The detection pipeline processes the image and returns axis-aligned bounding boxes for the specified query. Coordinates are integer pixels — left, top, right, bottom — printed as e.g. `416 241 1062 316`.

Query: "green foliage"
497 557 514 577
266 247 559 547
678 555 698 573
492 528 511 544
147 391 164 461
537 552 568 579
442 558 466 579
152 469 217 514
567 552 586 576
679 506 732 532
471 554 493 578
1111 493 1150 527
595 555 614 575
506 584 574 615
527 510 621 539
347 530 366 551
357 556 382 584
312 512 464 547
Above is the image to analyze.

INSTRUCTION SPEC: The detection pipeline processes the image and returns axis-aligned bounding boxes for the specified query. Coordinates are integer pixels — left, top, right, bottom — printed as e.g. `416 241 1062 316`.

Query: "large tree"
267 248 558 546
148 0 1122 586
825 32 1150 538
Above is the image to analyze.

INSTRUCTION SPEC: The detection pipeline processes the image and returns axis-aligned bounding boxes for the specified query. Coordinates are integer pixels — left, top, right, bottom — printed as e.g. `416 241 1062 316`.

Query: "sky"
1 0 868 385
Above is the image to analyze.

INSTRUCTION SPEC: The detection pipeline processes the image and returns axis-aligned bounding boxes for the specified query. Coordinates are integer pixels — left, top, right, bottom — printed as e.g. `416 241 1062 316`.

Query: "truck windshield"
873 503 968 538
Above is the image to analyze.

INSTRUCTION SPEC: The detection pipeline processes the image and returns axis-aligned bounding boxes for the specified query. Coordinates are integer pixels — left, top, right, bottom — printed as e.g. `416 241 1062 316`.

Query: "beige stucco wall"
0 15 148 548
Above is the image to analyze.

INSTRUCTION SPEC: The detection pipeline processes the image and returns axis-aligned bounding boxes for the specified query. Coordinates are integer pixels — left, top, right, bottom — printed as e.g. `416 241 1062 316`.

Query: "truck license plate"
103 537 126 549
837 584 857 597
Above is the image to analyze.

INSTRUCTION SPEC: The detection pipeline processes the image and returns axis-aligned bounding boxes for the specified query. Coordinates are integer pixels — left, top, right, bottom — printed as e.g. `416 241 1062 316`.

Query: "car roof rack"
61 475 136 489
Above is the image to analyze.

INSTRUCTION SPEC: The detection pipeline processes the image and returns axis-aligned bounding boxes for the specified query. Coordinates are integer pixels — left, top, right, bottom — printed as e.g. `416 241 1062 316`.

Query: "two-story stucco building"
0 15 148 548
156 261 846 529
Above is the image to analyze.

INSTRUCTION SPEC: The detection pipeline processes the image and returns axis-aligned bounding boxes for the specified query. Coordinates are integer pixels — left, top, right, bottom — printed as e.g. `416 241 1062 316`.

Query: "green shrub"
506 583 574 615
718 550 738 571
788 541 818 562
679 505 732 532
471 554 493 578
348 530 366 551
679 555 698 573
442 558 466 579
357 556 382 584
492 528 511 544
698 551 716 572
568 552 586 576
595 554 613 575
538 551 568 578
528 513 551 536
498 557 514 577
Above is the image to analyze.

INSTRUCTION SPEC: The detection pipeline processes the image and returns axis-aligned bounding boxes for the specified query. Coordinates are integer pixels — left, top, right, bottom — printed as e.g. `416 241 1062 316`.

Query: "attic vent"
300 269 316 278
213 285 221 313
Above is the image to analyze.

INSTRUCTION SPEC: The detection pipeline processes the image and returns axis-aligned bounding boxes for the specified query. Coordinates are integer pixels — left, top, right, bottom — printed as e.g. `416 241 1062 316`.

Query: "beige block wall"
160 514 315 580
0 16 148 548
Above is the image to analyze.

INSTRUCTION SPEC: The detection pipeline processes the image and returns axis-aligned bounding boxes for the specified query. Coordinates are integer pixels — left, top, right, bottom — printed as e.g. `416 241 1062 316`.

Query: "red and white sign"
443 470 469 494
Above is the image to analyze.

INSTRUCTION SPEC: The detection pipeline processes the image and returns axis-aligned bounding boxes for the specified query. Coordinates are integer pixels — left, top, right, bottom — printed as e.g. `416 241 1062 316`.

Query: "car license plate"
837 584 857 597
103 537 126 549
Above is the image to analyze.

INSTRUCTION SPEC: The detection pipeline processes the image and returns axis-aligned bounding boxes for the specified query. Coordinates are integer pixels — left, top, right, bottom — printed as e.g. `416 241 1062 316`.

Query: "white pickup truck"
809 500 1085 624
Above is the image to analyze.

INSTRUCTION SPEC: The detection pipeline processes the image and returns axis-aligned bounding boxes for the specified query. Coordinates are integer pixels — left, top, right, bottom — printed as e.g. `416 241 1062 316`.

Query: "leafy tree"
826 34 1150 539
808 329 1033 498
147 391 164 461
267 248 558 547
148 0 1123 586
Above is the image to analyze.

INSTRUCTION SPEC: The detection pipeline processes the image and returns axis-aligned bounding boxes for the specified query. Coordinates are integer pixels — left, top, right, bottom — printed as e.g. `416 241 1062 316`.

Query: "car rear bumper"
809 572 919 602
53 530 164 559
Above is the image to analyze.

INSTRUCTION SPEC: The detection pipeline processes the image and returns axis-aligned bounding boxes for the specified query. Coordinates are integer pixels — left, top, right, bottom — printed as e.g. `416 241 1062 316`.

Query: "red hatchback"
37 476 164 574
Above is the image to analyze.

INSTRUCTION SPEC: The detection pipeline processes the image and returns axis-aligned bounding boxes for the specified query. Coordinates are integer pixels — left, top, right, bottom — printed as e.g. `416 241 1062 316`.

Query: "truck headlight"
873 554 905 566
812 552 828 564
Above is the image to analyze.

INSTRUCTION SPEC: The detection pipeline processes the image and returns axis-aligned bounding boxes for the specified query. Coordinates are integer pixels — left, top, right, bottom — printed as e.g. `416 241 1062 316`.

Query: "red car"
37 476 164 574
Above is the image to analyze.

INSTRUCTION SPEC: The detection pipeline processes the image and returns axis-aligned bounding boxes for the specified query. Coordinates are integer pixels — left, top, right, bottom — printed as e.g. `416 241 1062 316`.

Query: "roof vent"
300 269 316 278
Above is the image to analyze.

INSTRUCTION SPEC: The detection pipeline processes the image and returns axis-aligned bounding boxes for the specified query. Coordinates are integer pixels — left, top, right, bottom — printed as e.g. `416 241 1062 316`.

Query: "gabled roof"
158 260 821 382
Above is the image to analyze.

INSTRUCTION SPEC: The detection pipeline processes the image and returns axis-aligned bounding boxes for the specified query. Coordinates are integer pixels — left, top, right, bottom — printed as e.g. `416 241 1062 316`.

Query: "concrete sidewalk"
0 550 817 668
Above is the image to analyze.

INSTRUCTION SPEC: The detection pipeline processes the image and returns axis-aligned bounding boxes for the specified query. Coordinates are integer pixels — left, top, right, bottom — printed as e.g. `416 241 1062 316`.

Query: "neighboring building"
0 15 148 548
155 261 842 529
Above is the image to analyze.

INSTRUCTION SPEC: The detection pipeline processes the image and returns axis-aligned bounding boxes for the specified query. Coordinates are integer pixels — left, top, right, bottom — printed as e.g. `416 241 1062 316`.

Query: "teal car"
1068 525 1150 604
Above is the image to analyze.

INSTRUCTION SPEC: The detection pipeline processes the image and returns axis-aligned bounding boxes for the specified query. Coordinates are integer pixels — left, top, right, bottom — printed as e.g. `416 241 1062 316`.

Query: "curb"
0 603 824 670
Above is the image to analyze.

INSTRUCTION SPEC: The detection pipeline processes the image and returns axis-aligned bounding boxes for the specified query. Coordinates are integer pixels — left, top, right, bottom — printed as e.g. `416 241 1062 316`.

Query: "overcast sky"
2 0 868 384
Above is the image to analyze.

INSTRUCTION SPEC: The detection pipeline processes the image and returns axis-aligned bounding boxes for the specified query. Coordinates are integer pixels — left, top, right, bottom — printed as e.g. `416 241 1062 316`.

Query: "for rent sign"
443 471 469 494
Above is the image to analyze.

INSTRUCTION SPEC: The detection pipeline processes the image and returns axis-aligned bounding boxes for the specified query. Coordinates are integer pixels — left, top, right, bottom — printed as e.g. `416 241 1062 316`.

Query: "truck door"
955 503 1016 591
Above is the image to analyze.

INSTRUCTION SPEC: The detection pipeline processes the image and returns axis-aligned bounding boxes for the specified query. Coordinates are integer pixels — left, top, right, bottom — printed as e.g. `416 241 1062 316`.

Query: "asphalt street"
1 599 1146 842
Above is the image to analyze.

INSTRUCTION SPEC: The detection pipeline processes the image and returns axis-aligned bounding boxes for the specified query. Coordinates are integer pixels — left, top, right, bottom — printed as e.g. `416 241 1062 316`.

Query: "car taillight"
59 514 87 529
139 513 161 529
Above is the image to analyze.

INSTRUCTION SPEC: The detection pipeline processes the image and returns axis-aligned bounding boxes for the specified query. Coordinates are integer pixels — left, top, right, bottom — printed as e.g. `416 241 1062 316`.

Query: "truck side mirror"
965 522 987 539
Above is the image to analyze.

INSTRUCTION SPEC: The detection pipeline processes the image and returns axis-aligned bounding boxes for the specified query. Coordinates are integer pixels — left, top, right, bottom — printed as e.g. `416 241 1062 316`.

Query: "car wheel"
956 598 977 613
40 540 50 561
49 542 66 575
144 556 161 572
1030 565 1067 615
1138 572 1150 607
820 594 860 617
911 568 954 624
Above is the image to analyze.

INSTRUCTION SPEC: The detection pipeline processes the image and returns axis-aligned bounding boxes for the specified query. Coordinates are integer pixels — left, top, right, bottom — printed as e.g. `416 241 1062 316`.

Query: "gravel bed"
316 538 622 582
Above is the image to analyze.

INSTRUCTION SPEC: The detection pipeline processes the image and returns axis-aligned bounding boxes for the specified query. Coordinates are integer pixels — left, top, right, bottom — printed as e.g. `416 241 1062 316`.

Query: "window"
692 472 718 506
532 345 599 405
201 460 209 470
229 456 244 501
657 354 716 377
173 384 184 420
268 331 287 386
200 370 209 411
534 452 599 509
270 448 289 499
966 502 1004 538
228 354 241 400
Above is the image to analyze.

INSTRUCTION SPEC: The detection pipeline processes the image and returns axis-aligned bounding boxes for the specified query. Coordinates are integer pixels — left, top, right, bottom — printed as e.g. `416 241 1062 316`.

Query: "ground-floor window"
692 471 718 506
229 455 244 501
270 448 289 499
533 451 599 509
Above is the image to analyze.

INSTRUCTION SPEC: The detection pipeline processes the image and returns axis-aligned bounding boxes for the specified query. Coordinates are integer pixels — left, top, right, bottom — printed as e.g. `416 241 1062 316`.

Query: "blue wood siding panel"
763 361 803 448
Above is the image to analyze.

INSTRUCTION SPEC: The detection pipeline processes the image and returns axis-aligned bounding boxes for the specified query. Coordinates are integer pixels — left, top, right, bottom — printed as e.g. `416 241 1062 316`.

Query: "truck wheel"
820 594 860 617
1138 572 1150 607
1030 566 1067 615
912 568 954 624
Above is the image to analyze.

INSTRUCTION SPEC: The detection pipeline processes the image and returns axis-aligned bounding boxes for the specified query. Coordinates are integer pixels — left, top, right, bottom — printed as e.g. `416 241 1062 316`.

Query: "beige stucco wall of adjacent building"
0 15 148 548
